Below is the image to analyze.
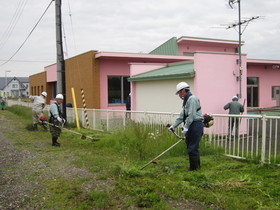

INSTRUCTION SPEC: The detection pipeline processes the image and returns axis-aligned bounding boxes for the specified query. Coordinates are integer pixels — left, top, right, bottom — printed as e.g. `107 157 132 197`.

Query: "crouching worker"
168 82 204 171
49 94 65 146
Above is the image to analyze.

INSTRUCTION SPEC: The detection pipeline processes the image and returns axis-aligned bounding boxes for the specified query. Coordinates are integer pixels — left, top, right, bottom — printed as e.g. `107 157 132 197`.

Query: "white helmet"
232 95 238 101
175 82 189 95
41 92 47 97
55 94 64 100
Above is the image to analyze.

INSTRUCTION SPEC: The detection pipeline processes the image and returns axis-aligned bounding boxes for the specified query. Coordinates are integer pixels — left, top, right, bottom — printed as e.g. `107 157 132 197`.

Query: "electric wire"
66 0 91 126
0 0 29 50
0 59 52 63
66 0 83 88
0 0 54 67
62 23 69 58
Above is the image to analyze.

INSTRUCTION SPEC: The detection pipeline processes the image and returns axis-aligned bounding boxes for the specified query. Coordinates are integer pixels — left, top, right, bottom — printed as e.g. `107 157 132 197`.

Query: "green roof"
149 37 179 56
128 62 194 82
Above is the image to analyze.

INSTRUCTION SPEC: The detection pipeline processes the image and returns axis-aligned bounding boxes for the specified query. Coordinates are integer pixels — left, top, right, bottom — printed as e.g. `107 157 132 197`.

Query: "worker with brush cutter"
168 82 204 171
29 92 48 131
48 94 65 146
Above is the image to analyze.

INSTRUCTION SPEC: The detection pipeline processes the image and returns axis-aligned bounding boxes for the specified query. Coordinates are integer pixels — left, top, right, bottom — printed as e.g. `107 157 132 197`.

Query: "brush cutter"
40 117 100 142
140 124 185 170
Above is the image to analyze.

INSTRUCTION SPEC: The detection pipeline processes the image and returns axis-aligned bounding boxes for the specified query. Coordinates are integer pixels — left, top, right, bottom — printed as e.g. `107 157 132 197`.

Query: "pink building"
31 36 280 113
129 36 280 114
247 59 280 107
95 52 190 110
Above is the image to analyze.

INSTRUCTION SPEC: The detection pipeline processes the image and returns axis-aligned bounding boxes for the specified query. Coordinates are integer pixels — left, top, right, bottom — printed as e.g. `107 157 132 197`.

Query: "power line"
0 59 53 63
0 0 54 67
0 0 29 49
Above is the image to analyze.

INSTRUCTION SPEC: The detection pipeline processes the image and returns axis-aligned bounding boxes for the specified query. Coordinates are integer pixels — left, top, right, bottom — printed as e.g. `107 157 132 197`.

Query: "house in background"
0 77 29 98
29 35 280 113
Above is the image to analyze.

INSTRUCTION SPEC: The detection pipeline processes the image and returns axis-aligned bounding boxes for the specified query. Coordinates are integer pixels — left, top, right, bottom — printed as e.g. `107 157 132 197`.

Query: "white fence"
7 100 280 165
66 108 280 165
66 108 179 132
208 114 280 165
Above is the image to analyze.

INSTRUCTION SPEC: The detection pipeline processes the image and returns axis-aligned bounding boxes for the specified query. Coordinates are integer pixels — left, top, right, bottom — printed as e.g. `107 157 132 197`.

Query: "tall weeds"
102 122 222 161
6 105 33 120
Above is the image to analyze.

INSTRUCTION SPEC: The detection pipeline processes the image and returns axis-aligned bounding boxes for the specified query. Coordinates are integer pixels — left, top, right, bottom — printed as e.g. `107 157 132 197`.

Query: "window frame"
272 86 280 100
247 77 259 107
107 76 130 105
12 84 18 89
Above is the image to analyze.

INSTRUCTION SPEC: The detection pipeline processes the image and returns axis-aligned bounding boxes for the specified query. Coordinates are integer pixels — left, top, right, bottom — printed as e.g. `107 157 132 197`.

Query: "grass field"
1 105 280 209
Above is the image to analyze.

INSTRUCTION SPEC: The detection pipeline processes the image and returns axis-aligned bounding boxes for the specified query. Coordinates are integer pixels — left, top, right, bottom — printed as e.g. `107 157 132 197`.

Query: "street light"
5 70 11 97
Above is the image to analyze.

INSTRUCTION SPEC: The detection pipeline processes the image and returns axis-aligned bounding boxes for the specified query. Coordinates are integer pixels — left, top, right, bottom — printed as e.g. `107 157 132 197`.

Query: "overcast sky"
0 0 279 77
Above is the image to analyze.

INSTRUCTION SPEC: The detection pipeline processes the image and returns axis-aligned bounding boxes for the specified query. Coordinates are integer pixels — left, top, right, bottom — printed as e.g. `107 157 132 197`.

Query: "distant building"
0 77 29 98
29 70 52 104
29 35 280 111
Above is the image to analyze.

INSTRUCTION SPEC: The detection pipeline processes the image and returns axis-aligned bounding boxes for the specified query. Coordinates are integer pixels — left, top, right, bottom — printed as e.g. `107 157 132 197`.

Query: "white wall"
135 78 194 113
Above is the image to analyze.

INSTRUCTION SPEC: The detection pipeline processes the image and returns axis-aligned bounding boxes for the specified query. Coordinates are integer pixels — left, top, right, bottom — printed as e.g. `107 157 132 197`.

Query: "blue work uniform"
172 92 204 156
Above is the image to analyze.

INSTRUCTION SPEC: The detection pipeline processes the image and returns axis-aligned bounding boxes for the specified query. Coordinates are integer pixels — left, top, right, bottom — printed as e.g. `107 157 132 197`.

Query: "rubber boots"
33 124 38 131
187 155 200 171
52 137 60 146
42 124 48 132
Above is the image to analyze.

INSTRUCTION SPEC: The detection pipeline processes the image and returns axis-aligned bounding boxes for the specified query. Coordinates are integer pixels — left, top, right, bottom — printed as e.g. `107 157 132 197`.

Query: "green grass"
1 105 280 209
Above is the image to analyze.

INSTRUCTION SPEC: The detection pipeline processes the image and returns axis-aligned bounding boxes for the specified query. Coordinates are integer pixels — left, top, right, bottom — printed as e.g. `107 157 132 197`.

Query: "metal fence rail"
66 108 280 165
7 100 280 165
208 114 280 165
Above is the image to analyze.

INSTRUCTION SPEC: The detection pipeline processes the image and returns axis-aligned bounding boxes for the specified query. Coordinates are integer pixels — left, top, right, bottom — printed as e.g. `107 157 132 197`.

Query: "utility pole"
237 0 242 99
227 0 259 99
55 0 66 117
228 0 242 98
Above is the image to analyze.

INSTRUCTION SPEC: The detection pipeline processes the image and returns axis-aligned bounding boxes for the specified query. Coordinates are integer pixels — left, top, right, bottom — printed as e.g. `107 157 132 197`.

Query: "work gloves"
168 125 188 135
168 125 175 132
57 117 66 124
181 127 188 135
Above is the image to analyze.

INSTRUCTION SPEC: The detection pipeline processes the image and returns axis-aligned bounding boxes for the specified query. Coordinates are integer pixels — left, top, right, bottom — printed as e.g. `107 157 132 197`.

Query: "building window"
247 77 259 107
108 76 130 104
247 77 258 85
272 86 280 99
12 84 18 88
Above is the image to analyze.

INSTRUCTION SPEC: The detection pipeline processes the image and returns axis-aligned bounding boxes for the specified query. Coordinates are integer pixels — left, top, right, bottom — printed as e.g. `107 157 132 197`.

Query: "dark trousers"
185 121 204 156
228 117 240 137
49 118 61 138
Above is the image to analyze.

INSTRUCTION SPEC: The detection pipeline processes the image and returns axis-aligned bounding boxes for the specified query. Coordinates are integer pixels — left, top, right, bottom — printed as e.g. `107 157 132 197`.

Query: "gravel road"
0 114 42 209
0 113 94 209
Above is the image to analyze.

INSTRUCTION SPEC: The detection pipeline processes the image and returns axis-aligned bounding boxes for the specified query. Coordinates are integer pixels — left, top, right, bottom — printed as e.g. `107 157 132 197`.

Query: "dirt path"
0 113 97 209
0 114 40 209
